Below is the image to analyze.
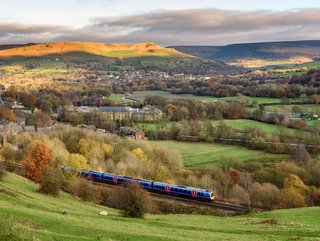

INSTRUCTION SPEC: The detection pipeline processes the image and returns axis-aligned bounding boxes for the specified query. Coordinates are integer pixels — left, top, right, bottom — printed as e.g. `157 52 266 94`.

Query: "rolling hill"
1 173 320 241
170 40 320 68
0 41 193 59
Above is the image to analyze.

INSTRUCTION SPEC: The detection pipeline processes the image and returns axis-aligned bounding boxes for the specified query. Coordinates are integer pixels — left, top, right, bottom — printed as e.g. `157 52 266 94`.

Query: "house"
118 127 145 140
70 105 162 121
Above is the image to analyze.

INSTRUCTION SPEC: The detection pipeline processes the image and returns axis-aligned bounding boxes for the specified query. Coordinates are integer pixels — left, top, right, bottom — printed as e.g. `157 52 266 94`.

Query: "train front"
210 191 215 201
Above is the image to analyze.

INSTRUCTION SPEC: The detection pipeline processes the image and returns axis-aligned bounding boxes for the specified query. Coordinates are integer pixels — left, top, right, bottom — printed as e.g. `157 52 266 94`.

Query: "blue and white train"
61 166 215 202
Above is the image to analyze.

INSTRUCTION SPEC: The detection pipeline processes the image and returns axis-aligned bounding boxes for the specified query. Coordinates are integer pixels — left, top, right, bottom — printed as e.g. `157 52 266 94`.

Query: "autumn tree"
227 103 245 119
22 141 53 182
291 147 311 165
79 138 90 158
279 174 308 208
101 143 113 159
0 108 16 123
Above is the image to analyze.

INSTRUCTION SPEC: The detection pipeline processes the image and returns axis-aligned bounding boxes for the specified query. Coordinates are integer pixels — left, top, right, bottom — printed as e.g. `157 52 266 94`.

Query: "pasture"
1 173 319 241
150 140 286 167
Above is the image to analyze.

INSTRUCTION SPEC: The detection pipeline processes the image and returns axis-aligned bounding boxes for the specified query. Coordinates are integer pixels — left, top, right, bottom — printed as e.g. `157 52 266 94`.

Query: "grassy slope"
1 173 320 241
150 141 286 167
0 42 192 59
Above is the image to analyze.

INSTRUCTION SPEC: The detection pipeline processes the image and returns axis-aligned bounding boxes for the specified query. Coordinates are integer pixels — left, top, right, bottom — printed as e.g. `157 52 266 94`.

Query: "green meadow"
1 173 320 241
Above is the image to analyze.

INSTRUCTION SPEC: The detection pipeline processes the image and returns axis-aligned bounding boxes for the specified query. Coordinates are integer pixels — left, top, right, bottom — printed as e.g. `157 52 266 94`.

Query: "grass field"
134 119 299 135
1 173 320 241
108 90 288 105
107 93 132 103
0 174 320 241
264 104 320 114
211 119 299 135
150 140 286 167
270 60 320 77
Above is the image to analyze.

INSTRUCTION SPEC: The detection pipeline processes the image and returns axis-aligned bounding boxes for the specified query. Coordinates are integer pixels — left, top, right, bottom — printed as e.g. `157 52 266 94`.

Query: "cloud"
1 8 320 45
0 23 69 43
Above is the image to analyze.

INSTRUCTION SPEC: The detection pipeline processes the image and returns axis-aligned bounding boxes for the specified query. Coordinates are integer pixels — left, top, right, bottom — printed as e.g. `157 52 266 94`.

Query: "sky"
0 0 320 45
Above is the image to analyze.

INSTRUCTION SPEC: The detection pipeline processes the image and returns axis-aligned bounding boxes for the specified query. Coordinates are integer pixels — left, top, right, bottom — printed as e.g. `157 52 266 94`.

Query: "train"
61 166 215 202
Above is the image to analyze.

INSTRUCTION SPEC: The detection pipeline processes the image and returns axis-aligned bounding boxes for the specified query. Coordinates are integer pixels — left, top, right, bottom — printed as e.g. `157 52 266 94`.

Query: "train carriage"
61 166 215 202
153 182 214 201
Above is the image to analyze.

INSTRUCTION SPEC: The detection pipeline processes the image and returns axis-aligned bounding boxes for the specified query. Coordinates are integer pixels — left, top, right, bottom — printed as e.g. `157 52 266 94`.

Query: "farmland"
1 173 320 241
150 140 286 167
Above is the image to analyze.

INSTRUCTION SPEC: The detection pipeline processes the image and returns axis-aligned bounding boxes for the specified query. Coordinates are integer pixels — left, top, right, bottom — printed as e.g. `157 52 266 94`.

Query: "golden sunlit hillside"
0 41 194 59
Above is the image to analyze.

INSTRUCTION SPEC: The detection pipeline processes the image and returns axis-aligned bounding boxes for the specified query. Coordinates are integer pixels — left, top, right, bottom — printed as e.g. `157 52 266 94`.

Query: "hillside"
0 42 192 59
1 173 320 241
170 40 320 68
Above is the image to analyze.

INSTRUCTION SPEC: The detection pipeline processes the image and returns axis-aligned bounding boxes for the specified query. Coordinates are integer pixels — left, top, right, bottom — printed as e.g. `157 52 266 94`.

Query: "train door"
165 185 170 193
192 190 197 198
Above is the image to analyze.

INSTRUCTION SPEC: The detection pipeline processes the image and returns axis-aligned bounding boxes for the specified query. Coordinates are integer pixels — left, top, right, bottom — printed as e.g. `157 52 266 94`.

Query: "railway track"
93 181 251 213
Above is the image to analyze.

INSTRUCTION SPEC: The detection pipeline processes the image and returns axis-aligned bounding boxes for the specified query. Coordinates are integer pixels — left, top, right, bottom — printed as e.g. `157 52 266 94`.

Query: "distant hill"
0 42 192 59
170 40 320 68
0 42 242 82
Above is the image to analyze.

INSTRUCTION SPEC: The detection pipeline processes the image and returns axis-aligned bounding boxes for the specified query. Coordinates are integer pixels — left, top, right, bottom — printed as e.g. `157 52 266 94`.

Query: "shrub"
39 170 62 196
108 184 151 218
311 188 320 206
249 182 280 209
0 164 6 181
71 178 96 202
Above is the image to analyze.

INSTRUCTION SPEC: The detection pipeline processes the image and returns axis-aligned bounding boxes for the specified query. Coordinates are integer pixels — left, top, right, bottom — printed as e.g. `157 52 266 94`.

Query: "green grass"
134 119 299 135
108 90 288 105
264 104 320 114
1 173 320 241
150 140 286 167
107 94 133 103
211 119 299 135
269 60 320 77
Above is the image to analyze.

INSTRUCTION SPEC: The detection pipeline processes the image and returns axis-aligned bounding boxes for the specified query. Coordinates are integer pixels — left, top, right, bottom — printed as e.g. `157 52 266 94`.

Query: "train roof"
153 181 212 193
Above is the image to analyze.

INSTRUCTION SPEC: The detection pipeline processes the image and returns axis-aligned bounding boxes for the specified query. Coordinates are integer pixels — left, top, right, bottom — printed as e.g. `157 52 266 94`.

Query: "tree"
79 138 90 158
101 143 113 158
0 108 16 123
22 141 52 182
227 103 245 119
132 148 146 160
39 170 62 196
291 147 311 165
279 174 308 208
111 183 151 218
249 183 280 209
67 154 88 170
0 164 6 181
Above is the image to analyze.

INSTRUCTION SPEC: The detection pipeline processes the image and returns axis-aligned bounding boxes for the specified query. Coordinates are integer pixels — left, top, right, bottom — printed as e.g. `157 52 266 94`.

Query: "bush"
71 178 96 202
249 183 280 209
108 184 151 218
39 170 62 196
0 164 6 181
311 188 320 206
